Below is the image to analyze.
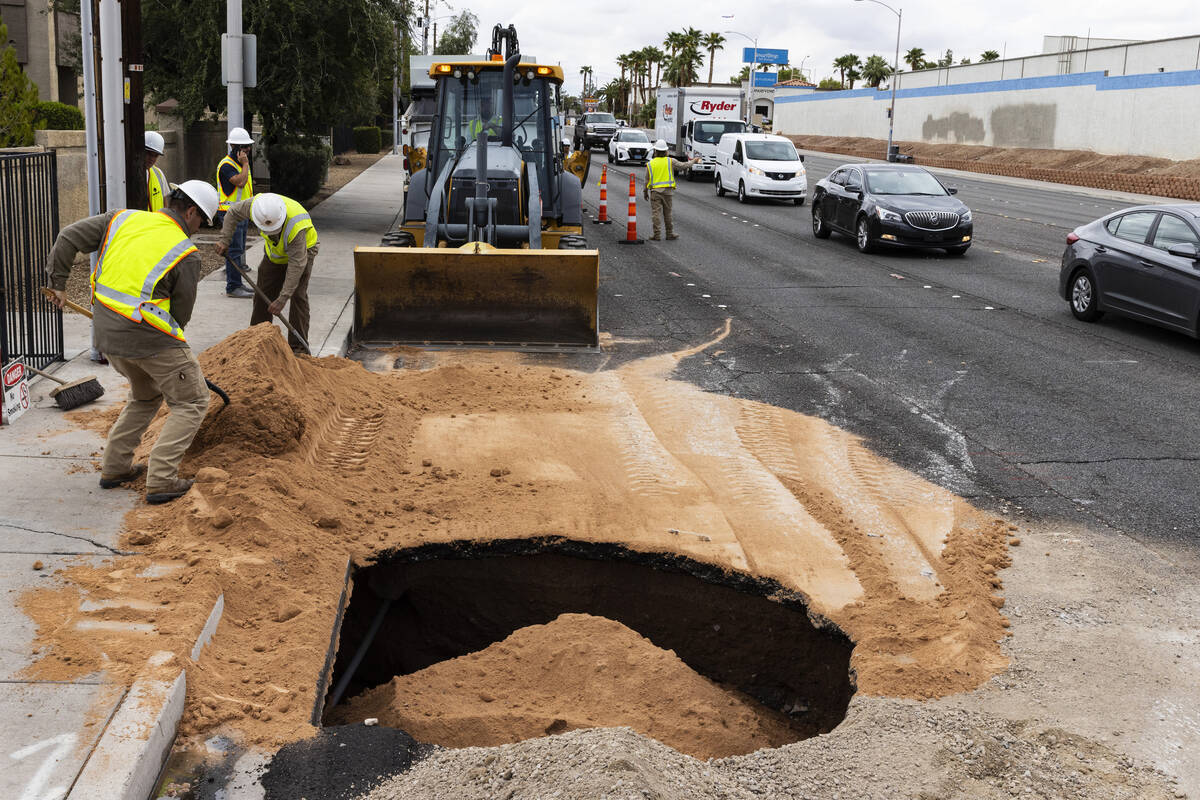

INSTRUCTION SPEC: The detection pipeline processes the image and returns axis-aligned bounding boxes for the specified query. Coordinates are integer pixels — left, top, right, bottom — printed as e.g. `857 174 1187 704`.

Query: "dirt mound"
329 613 798 759
23 324 1013 750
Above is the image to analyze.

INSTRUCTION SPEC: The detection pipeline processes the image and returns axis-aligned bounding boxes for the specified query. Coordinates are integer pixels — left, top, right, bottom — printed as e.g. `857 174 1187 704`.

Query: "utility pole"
121 0 145 210
98 0 124 210
392 22 399 154
226 0 244 133
80 0 101 216
422 0 429 55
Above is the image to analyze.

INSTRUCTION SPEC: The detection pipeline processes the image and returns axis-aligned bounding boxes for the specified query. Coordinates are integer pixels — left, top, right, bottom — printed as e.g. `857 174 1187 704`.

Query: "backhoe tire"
381 230 416 248
558 234 589 249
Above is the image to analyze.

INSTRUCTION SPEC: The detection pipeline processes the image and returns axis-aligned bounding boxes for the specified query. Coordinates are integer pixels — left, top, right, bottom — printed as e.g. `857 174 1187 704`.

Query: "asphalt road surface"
580 149 1200 564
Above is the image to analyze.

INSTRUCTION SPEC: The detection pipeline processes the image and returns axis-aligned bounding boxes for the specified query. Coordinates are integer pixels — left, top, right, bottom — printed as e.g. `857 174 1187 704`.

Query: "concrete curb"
67 652 185 800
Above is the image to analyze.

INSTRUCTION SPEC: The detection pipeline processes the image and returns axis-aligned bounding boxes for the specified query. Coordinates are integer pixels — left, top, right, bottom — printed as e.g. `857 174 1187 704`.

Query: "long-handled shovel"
41 288 231 410
230 264 312 356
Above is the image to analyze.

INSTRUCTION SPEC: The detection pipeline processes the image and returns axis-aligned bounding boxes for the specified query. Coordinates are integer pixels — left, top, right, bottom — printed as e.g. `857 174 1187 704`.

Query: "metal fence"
0 151 63 371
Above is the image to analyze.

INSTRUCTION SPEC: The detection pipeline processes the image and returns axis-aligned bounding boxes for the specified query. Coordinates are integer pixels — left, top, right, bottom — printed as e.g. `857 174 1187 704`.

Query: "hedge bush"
266 137 332 201
33 101 84 131
352 125 381 154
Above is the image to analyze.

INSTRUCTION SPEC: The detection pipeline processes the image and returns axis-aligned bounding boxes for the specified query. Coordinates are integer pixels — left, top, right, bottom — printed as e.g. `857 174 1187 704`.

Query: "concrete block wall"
774 70 1200 161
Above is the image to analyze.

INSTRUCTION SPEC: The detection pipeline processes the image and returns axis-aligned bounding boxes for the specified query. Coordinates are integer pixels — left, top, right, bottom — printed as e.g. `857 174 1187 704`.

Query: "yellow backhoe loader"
353 25 599 348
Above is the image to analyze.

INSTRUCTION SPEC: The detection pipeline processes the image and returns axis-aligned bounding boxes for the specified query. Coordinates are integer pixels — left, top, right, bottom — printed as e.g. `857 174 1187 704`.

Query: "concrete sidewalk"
0 154 405 799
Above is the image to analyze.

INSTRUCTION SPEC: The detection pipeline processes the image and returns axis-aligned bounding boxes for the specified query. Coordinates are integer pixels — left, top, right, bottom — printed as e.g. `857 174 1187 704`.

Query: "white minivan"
713 133 807 205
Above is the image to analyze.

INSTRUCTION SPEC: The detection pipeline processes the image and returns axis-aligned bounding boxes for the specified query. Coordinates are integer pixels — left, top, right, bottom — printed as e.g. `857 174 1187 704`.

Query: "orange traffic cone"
618 173 644 245
593 165 612 224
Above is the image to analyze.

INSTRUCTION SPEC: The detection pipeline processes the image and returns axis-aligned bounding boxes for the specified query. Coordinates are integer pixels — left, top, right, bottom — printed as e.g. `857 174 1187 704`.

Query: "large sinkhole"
320 538 856 756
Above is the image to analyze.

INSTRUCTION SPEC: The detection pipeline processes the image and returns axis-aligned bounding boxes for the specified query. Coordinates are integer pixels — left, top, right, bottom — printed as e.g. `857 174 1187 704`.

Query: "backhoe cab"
353 24 598 348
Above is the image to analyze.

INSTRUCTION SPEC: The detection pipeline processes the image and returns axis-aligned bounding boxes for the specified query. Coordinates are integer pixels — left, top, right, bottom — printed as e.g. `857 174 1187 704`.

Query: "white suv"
713 133 807 205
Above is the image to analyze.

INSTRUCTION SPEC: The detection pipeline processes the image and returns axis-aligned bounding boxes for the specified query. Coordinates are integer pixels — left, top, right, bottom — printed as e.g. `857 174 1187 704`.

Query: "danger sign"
2 360 30 425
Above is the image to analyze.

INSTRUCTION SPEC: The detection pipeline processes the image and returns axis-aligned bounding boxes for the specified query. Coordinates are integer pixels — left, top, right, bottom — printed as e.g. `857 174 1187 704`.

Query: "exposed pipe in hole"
328 597 393 709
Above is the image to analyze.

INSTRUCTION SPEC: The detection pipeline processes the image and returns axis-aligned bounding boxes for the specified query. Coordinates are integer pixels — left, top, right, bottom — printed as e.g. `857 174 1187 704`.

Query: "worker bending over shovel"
216 193 318 353
45 181 219 505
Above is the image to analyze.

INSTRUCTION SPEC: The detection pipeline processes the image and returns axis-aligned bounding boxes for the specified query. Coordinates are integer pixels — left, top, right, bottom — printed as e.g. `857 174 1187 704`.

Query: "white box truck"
654 87 747 180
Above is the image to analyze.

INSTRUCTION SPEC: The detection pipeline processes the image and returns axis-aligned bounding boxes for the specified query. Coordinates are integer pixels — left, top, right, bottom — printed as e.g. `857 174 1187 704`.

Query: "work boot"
226 286 254 299
648 235 661 241
99 463 146 489
666 234 679 240
145 478 194 505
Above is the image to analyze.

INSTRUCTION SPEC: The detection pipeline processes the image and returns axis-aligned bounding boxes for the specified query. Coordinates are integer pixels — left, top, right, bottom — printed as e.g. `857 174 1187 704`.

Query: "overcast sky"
424 0 1196 94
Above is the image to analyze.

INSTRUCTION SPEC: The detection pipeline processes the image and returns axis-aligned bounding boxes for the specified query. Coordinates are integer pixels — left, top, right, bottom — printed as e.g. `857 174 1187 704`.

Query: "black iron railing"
1 151 63 371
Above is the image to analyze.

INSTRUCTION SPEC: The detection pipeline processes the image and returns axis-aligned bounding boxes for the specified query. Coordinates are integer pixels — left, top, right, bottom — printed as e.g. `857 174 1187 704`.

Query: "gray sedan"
1059 204 1200 337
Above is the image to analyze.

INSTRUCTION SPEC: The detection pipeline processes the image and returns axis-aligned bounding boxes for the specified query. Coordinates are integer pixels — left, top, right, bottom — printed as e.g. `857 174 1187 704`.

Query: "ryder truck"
653 87 747 180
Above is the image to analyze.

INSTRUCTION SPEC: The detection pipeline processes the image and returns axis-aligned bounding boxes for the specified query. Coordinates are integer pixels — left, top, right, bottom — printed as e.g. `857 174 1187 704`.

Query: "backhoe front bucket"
352 243 599 347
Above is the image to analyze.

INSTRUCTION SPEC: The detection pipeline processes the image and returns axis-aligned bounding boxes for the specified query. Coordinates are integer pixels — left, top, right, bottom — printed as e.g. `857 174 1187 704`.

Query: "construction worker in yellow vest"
144 131 168 212
215 127 255 298
215 193 318 353
643 139 700 241
468 95 503 140
44 180 220 505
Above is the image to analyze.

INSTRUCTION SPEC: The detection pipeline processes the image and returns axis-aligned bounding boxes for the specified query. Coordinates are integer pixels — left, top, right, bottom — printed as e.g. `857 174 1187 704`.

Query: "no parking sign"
2 360 30 425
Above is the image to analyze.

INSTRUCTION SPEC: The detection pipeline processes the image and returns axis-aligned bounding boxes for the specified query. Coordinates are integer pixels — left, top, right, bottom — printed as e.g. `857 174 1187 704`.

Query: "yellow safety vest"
260 196 318 264
90 210 197 342
647 156 676 190
468 115 503 139
216 155 253 212
146 165 167 212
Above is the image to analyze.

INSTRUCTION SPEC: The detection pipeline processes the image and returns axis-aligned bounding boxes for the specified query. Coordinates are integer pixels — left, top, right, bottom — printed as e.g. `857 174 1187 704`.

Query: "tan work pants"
650 189 674 238
250 254 314 352
104 347 209 491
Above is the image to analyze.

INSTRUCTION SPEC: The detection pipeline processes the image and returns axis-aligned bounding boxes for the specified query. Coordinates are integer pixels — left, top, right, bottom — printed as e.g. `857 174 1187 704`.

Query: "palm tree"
904 47 926 71
980 49 1000 62
833 54 860 88
861 54 892 88
579 65 593 96
641 45 659 99
702 32 725 85
664 31 685 63
648 46 667 91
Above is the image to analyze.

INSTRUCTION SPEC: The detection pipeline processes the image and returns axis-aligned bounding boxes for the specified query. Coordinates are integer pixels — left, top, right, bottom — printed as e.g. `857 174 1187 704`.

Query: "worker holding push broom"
44 181 220 505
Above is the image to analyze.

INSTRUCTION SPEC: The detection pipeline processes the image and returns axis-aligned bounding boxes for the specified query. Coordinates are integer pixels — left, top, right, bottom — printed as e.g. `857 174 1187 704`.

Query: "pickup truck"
574 112 619 150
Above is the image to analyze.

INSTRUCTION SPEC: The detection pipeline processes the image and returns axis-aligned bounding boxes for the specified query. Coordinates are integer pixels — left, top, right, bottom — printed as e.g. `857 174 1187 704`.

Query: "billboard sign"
743 47 788 65
752 71 778 87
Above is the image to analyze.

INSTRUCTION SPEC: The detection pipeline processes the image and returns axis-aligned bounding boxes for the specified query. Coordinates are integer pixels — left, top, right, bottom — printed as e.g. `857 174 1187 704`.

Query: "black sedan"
811 164 973 255
1059 204 1200 337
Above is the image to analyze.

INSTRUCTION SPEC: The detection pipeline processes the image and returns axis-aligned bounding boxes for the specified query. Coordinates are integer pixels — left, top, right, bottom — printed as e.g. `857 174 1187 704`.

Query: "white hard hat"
171 181 219 225
226 126 254 145
653 139 668 151
251 193 287 235
144 131 165 155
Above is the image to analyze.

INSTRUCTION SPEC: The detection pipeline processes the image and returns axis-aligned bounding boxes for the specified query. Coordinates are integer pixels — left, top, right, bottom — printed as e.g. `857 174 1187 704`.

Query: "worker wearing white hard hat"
144 131 168 212
643 138 700 241
215 192 319 353
43 180 221 505
214 127 256 298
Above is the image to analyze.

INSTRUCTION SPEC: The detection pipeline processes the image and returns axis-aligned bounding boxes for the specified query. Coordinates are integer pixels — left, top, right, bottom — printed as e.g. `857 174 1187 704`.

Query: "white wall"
774 68 1200 160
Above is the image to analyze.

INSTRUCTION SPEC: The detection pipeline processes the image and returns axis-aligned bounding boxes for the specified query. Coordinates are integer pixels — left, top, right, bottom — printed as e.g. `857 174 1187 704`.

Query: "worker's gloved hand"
642 188 649 200
268 297 285 315
214 242 228 257
46 287 65 308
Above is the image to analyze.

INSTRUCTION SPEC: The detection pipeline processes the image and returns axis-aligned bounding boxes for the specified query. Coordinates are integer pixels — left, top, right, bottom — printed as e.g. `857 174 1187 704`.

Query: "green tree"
702 32 725 85
904 46 926 71
936 49 954 67
833 54 861 88
579 65 593 96
143 0 404 142
980 49 1000 62
0 22 40 147
434 10 478 55
645 46 665 91
817 77 843 90
861 54 892 88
